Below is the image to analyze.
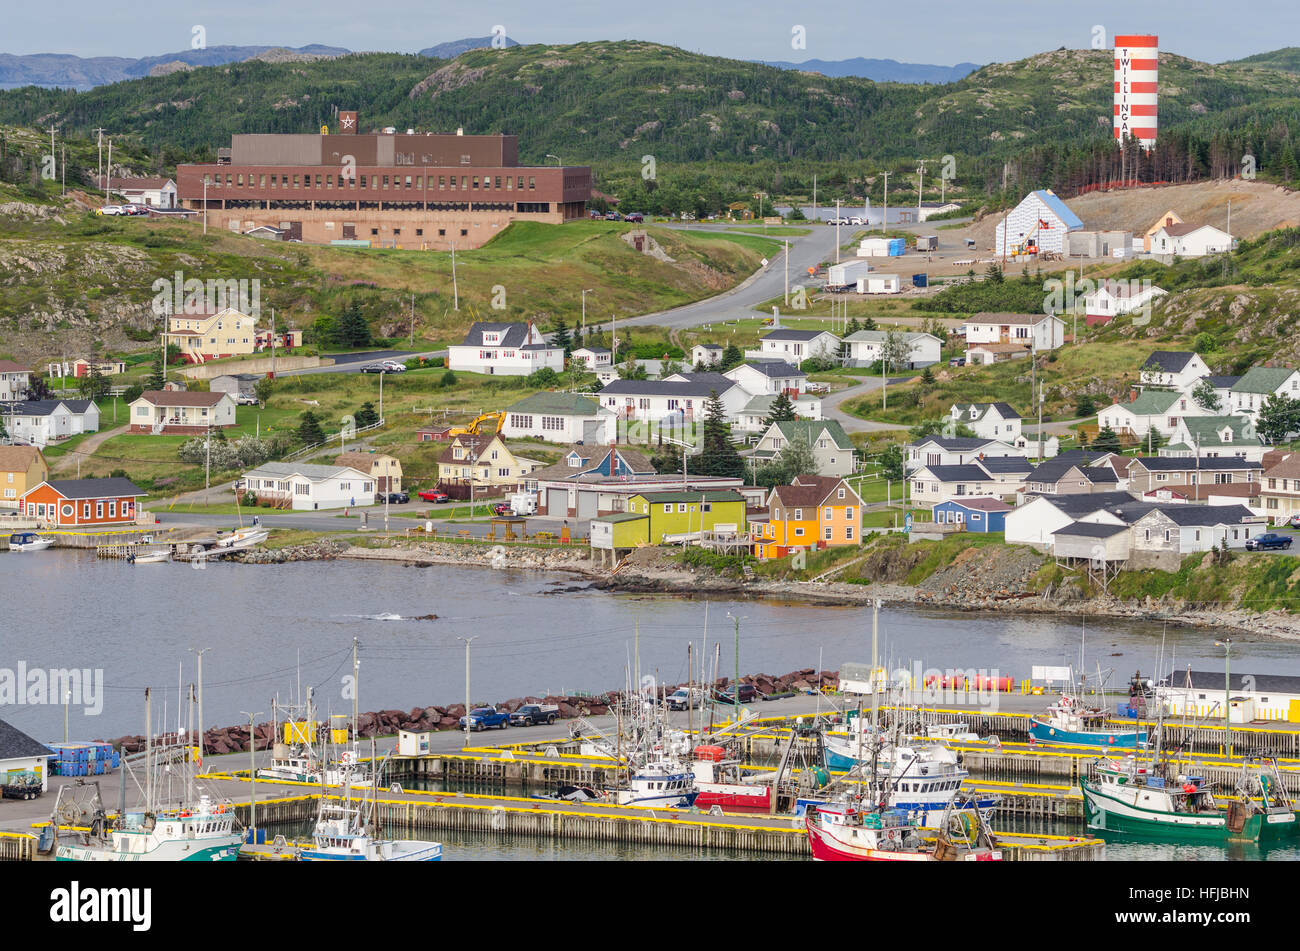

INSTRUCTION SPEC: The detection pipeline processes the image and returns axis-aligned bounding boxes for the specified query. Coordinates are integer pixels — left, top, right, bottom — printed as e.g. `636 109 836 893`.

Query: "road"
152 508 591 539
272 349 448 378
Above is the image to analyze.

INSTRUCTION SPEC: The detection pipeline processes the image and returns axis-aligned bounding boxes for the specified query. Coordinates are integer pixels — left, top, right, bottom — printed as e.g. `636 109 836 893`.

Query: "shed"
0 718 53 792
931 497 1013 533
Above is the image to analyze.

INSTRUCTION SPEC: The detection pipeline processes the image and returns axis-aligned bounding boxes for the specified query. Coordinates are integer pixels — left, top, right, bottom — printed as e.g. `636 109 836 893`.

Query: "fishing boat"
299 758 441 862
806 795 1003 862
691 745 772 813
213 526 269 550
615 754 699 808
1081 756 1296 842
8 531 54 552
128 548 170 564
1029 692 1148 748
257 694 372 789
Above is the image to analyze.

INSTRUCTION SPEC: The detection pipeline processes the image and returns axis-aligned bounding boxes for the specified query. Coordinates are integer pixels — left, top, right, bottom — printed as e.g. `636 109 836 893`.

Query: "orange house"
753 474 863 559
19 477 146 527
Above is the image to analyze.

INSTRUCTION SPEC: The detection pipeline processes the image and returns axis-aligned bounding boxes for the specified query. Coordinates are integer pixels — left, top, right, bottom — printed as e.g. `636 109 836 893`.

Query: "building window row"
205 172 538 192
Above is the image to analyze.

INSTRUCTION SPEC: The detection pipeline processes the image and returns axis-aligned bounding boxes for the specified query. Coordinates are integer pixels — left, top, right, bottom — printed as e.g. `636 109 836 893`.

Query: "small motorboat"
8 532 54 552
128 548 170 564
213 527 269 550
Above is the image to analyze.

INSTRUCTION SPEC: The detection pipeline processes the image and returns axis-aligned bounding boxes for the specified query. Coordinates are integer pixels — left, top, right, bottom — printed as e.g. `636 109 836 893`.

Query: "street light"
726 612 746 718
1214 639 1232 755
546 154 562 166
459 636 479 749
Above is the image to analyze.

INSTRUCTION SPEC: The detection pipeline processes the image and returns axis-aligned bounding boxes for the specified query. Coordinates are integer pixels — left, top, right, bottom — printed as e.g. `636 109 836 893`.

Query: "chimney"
1130 388 1138 402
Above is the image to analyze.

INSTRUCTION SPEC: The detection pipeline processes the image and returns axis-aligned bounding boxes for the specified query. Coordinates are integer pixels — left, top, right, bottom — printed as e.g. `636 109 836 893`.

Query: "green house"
627 490 747 542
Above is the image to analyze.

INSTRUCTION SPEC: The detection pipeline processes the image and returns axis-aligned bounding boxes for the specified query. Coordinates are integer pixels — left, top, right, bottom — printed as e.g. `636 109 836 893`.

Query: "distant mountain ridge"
760 56 981 83
0 38 518 90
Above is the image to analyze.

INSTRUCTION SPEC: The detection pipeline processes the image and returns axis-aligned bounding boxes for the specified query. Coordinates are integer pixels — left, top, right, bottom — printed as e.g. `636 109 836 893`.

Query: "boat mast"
144 687 153 814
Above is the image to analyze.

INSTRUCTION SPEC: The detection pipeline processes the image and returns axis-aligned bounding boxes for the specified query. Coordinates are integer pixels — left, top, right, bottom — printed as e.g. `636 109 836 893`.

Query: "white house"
907 436 1022 471
1003 491 1141 549
843 331 941 369
723 361 806 396
0 360 31 400
1084 280 1167 325
734 393 824 433
1164 416 1265 462
908 464 1012 507
106 176 177 208
598 378 747 424
128 391 237 434
755 330 840 364
949 402 1022 442
501 392 616 444
241 461 374 510
858 273 901 294
1229 367 1300 425
963 313 1065 352
1097 389 1206 440
0 718 52 794
570 346 613 371
691 344 723 367
0 400 100 448
994 189 1084 257
447 322 564 376
1139 351 1211 392
1150 224 1236 257
1130 505 1265 568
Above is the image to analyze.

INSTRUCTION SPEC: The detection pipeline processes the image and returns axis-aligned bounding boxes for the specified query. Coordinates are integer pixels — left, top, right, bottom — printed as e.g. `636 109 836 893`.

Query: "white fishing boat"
213 526 269 550
8 531 54 552
299 757 441 862
257 692 372 789
614 754 698 808
128 548 171 564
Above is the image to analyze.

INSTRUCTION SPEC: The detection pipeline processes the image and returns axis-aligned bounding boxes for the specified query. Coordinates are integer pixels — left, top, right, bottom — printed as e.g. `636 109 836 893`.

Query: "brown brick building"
176 112 591 250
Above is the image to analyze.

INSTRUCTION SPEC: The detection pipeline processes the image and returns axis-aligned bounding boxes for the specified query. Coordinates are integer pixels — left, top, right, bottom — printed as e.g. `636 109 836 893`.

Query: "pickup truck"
458 707 510 731
1246 533 1293 551
418 489 450 504
667 688 704 711
509 704 559 726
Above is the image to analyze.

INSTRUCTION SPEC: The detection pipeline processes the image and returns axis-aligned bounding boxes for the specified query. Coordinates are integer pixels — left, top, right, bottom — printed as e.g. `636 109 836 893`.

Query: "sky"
6 0 1298 65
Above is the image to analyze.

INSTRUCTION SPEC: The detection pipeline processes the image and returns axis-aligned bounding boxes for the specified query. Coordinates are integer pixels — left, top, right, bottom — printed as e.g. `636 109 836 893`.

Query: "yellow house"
436 433 539 489
337 451 403 494
164 307 259 364
0 446 49 510
753 474 861 559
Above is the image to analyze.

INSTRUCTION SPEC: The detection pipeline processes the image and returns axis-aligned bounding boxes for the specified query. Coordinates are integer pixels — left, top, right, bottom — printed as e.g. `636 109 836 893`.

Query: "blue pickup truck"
458 707 510 731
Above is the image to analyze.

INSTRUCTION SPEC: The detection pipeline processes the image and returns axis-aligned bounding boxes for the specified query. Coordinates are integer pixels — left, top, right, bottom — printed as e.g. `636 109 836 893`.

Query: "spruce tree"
297 411 325 445
147 353 166 391
551 319 573 355
355 402 379 428
696 390 744 478
337 301 372 348
1092 425 1122 454
761 390 797 427
720 343 744 370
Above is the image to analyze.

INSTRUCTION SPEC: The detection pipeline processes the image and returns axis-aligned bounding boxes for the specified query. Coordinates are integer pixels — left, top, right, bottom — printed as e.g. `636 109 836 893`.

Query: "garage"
546 487 569 517
577 490 599 520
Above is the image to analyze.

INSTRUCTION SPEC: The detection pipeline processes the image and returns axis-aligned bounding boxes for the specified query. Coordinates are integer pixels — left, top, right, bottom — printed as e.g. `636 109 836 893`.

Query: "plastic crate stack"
48 742 120 776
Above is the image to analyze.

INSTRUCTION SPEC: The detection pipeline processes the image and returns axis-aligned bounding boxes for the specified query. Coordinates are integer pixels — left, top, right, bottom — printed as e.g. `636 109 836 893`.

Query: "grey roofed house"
668 371 739 390
243 461 368 481
1055 520 1130 539
1141 351 1198 373
0 399 80 417
459 322 531 347
1032 490 1142 517
1205 375 1241 389
1136 503 1258 527
762 329 833 341
953 401 1022 420
0 718 52 760
44 477 145 499
576 345 611 354
737 360 805 378
922 464 997 482
977 455 1034 474
1024 458 1118 485
1129 456 1262 472
505 391 605 415
909 436 1001 452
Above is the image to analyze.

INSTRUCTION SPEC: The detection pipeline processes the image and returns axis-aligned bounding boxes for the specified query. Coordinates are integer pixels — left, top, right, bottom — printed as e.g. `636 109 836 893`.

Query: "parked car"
376 491 410 504
827 216 850 225
122 204 150 216
1246 533 1293 551
588 209 604 219
235 392 259 405
417 489 450 503
509 704 559 726
458 707 510 731
360 363 387 373
666 687 705 711
624 212 644 223
1287 514 1300 529
96 205 127 216
604 211 622 221
714 683 759 704
848 216 865 226
490 501 513 516
380 360 407 372
948 357 965 367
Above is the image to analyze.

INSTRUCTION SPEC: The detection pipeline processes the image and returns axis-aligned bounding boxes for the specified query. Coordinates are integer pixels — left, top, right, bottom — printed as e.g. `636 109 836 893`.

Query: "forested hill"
4 41 1300 186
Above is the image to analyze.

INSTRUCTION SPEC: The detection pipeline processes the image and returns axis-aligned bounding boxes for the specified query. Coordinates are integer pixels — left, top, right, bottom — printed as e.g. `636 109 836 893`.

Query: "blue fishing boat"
1029 693 1147 748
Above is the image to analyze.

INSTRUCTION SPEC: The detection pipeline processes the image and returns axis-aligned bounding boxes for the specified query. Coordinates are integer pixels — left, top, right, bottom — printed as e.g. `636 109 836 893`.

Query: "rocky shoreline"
240 538 1300 640
99 667 837 755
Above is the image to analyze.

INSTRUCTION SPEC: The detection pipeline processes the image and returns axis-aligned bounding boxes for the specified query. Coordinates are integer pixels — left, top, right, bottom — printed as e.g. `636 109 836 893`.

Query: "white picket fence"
284 418 386 461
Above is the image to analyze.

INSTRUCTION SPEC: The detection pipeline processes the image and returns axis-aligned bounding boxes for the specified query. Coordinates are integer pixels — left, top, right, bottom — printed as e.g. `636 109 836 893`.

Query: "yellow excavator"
448 411 505 438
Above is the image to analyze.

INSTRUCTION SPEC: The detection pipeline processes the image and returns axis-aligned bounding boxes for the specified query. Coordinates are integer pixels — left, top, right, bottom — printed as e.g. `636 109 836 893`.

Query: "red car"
491 502 513 516
418 490 450 503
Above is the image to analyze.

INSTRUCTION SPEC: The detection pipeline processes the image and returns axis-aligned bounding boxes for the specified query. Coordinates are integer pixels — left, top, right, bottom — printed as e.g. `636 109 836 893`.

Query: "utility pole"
204 423 211 502
450 243 459 310
242 711 262 840
460 636 478 748
812 174 817 221
835 199 841 263
94 128 105 200
916 160 926 221
783 240 789 306
581 288 593 338
1215 638 1232 756
190 647 209 763
61 145 66 196
410 293 415 347
202 177 208 234
727 613 745 717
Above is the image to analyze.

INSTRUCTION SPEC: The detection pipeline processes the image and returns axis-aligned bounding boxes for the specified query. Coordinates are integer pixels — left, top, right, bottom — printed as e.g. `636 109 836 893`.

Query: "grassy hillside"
0 180 779 365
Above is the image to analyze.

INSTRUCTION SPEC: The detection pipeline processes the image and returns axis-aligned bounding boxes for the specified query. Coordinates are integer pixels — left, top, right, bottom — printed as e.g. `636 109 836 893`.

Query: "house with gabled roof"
1139 351 1210 392
1162 415 1265 462
1021 457 1121 497
752 420 856 476
906 435 1022 470
723 360 806 396
0 399 100 448
962 313 1065 352
734 392 824 433
949 402 1022 442
909 464 1011 507
501 391 615 444
0 445 48 510
691 343 723 368
843 330 941 369
0 718 53 794
1003 490 1146 549
1230 367 1300 425
752 474 862 559
19 477 146 526
932 497 1014 534
598 377 747 423
1143 210 1183 253
1083 280 1167 326
241 461 374 510
1097 388 1205 440
446 321 563 376
1150 223 1235 258
1125 456 1261 496
128 390 236 434
754 329 840 364
570 346 612 371
435 433 541 491
1130 505 1266 570
1262 452 1300 524
335 451 403 494
0 360 31 401
163 306 258 363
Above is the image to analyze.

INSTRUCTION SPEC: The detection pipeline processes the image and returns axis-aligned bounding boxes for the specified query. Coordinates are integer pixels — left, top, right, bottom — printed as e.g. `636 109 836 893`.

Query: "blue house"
932 497 1013 533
